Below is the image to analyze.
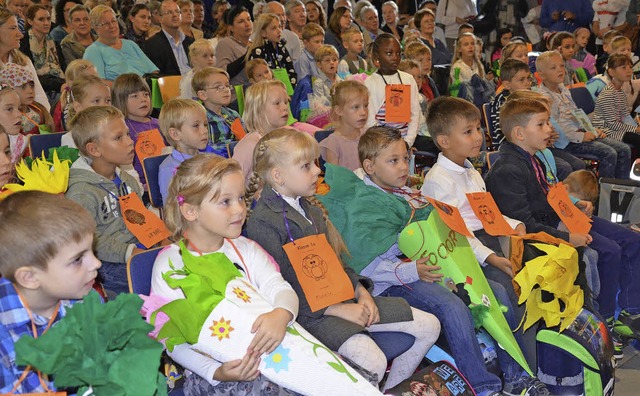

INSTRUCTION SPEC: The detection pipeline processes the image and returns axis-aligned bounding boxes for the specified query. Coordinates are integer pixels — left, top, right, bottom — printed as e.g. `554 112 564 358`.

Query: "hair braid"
305 196 350 259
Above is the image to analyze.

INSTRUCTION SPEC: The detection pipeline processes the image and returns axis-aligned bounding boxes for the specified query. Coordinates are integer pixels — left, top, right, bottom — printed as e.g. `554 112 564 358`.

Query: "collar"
171 149 194 161
0 278 70 331
162 28 185 44
260 186 315 227
436 152 474 175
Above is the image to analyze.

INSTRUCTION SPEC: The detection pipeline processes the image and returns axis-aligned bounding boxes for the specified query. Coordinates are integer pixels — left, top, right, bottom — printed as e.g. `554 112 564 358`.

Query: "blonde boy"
0 191 101 393
193 67 246 156
595 30 620 74
398 59 434 153
66 106 143 294
294 22 325 80
158 98 210 203
246 58 273 84
180 38 216 99
404 41 439 100
338 26 366 76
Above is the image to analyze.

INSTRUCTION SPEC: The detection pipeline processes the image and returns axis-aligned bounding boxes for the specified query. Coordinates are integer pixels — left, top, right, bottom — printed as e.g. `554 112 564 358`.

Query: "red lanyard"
530 155 551 194
385 187 431 225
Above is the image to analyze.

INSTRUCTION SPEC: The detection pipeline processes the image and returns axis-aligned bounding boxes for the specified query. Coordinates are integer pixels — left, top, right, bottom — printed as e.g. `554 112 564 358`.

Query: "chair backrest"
158 76 182 104
486 151 501 170
481 103 495 151
313 130 334 172
28 132 64 158
569 86 595 115
227 140 238 158
127 247 163 294
143 154 170 208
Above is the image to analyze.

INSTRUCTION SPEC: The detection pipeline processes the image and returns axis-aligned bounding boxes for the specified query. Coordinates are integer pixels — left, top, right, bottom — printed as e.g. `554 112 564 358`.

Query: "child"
0 87 28 162
291 44 341 126
595 30 620 74
571 27 596 77
232 80 290 184
0 63 54 138
588 35 640 102
246 58 274 84
337 26 366 76
320 80 368 170
180 38 216 100
364 33 421 148
246 129 440 391
486 97 640 345
0 126 13 189
247 13 297 88
592 54 640 153
535 50 631 179
404 42 439 102
60 75 111 148
564 169 599 204
500 41 529 67
53 59 98 132
0 191 101 393
111 73 160 188
193 67 244 157
593 0 628 53
491 28 513 64
398 59 433 153
66 106 143 294
450 32 486 83
294 22 324 80
320 126 548 396
551 31 579 86
158 98 209 204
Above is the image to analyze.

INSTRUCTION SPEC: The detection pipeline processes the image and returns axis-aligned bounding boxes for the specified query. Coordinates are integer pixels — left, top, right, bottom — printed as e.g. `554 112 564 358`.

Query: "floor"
614 344 640 395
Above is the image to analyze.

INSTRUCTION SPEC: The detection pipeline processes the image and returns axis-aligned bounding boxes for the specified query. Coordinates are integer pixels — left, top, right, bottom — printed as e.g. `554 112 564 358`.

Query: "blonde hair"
0 9 28 66
246 129 349 257
535 50 562 73
68 75 110 121
90 4 116 30
564 170 599 203
0 191 96 281
404 41 430 59
71 106 124 156
358 125 406 165
602 30 621 46
242 80 288 134
165 154 242 239
245 58 270 80
330 80 369 122
188 38 215 66
246 13 280 61
65 59 96 83
314 44 339 62
500 98 549 141
302 22 324 40
500 41 528 66
159 98 207 147
191 66 229 93
398 59 421 73
451 32 484 78
611 35 632 52
341 25 363 43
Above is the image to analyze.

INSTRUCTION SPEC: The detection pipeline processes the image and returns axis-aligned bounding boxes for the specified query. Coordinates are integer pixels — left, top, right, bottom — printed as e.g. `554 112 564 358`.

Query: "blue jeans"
381 280 524 393
589 216 640 318
549 147 585 180
564 138 631 179
99 261 130 295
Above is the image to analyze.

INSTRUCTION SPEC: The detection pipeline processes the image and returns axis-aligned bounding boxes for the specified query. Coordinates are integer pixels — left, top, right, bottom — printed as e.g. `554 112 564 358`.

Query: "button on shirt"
163 29 191 75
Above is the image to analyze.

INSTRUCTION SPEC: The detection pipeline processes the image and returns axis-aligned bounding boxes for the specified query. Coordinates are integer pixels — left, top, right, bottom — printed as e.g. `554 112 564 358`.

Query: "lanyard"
378 71 404 85
530 155 551 194
186 237 252 282
98 179 129 201
384 187 431 225
281 196 319 244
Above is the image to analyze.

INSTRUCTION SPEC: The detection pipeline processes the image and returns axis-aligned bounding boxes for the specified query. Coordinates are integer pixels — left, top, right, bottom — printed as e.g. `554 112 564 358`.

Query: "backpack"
598 177 640 225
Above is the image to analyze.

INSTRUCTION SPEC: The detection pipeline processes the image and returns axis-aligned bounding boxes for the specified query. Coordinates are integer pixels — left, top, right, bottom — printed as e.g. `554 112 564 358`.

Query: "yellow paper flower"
3 150 70 194
232 287 251 303
210 317 234 341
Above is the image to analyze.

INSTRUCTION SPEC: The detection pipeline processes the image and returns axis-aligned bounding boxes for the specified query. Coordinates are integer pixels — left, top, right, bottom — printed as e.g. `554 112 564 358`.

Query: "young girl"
245 129 440 391
491 28 512 64
450 32 486 83
500 40 529 66
320 80 368 171
111 73 161 188
60 74 111 148
180 38 216 100
150 154 380 395
246 13 297 88
592 54 640 153
0 126 11 190
232 80 290 184
53 59 97 132
364 33 421 148
0 88 26 162
570 27 596 77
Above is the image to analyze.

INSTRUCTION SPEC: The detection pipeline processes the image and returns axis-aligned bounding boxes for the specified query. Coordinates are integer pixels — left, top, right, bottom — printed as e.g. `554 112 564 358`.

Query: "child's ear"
85 140 101 158
501 79 511 91
270 166 284 187
13 267 41 290
180 202 199 222
512 125 525 141
72 101 82 113
436 134 449 150
168 127 182 142
362 158 374 175
196 89 208 102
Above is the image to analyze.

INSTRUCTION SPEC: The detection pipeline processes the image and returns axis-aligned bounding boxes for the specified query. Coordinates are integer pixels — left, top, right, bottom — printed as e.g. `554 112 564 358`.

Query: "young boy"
398 59 436 154
535 50 631 179
595 30 620 74
0 191 101 393
66 106 143 295
404 41 439 101
193 66 245 157
294 22 324 80
588 35 639 100
337 26 366 76
320 126 548 396
551 31 578 86
246 58 274 84
486 97 640 344
158 98 209 203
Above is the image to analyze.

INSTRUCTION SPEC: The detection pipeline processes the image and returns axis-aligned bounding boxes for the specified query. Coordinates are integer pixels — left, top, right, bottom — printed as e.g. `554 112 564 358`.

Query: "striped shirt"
592 84 638 141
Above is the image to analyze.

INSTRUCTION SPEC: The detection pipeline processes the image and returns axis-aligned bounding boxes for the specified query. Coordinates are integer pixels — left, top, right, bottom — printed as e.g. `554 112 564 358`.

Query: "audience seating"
126 247 163 294
227 140 238 158
157 76 182 105
569 86 595 115
28 132 64 158
143 154 170 210
313 129 333 172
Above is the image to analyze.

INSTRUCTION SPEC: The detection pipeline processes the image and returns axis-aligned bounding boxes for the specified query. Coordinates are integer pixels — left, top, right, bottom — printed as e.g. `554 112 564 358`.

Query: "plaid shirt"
205 106 244 157
0 277 74 393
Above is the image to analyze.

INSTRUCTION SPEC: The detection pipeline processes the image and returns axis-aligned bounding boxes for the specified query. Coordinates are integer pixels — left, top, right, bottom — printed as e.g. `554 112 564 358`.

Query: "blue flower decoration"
264 344 292 373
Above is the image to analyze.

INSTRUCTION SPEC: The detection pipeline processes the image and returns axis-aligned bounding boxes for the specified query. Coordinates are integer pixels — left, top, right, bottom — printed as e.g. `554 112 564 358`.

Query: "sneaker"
615 310 640 340
610 329 625 360
503 376 550 396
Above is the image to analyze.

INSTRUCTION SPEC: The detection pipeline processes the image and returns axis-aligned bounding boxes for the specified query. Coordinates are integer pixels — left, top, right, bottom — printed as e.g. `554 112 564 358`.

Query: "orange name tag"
119 193 171 248
547 183 592 234
230 118 246 140
134 129 166 162
385 84 411 123
283 234 355 312
466 192 518 236
425 197 472 237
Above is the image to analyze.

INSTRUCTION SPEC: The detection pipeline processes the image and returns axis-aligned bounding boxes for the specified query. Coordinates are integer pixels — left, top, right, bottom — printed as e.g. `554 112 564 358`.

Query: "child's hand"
583 131 597 142
416 257 443 283
324 303 370 327
486 254 514 278
576 200 594 217
548 130 559 146
562 10 576 20
569 233 592 247
213 350 261 382
355 284 380 327
551 11 561 21
595 128 607 139
515 223 526 235
248 308 292 355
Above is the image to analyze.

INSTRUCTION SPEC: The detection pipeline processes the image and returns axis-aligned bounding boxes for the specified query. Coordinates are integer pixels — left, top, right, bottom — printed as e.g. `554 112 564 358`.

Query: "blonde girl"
450 32 485 83
232 80 290 184
0 88 28 162
245 129 440 391
54 59 98 131
111 73 159 187
150 154 300 395
60 75 111 148
180 38 216 99
246 13 297 87
320 80 368 171
499 41 528 66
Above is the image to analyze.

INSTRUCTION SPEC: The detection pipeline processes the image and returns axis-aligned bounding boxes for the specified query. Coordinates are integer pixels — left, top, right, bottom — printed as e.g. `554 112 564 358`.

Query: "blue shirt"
162 30 191 75
83 39 159 81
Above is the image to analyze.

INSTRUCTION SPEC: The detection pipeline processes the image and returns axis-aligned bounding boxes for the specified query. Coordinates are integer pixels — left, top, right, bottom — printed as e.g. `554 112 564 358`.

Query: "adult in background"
178 0 204 39
124 4 153 47
381 1 403 41
435 0 477 50
50 0 82 44
267 1 301 62
359 4 383 47
60 5 96 65
324 6 352 57
142 0 194 76
286 0 307 40
0 8 50 110
305 0 326 29
215 6 252 86
83 5 158 81
415 8 451 66
540 0 594 32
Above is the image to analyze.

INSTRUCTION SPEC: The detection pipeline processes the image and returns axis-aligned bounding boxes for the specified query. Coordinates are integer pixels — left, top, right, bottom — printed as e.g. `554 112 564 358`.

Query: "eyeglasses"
98 18 118 28
204 85 231 93
162 9 182 16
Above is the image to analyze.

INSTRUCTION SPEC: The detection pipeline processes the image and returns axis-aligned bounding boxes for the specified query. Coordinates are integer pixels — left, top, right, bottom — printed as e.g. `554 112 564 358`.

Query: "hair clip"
0 83 10 91
177 195 185 206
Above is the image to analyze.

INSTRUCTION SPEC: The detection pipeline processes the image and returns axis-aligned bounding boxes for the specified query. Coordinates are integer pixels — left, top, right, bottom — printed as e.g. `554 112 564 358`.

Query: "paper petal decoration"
3 149 70 194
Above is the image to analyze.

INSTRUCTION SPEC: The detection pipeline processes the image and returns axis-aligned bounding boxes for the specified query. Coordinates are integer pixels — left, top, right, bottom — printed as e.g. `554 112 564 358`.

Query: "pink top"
319 132 361 171
232 132 262 185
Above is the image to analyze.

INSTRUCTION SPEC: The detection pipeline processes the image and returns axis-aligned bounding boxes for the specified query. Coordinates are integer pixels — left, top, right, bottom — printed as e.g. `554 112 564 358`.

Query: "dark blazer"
141 30 194 76
246 186 412 351
485 141 570 241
